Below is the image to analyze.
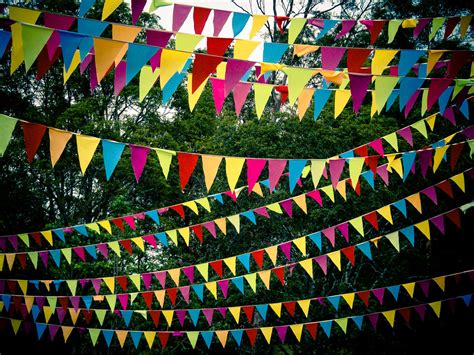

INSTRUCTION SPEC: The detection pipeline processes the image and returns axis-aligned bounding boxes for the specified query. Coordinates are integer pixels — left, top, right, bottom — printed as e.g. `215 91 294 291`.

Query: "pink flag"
204 221 217 238
376 165 389 185
421 186 438 204
337 223 349 242
203 309 214 325
397 127 413 146
180 286 191 303
91 279 102 294
349 73 371 113
210 78 226 114
246 159 267 193
97 243 108 258
172 4 192 32
154 271 167 288
175 310 186 326
335 20 356 39
280 241 292 260
213 10 232 36
182 266 195 284
321 47 346 71
254 207 270 218
233 82 253 117
372 288 385 304
430 215 445 234
329 159 345 188
218 279 229 298
225 59 255 97
369 138 385 156
315 255 327 274
131 0 147 25
142 273 152 289
117 294 128 310
130 144 150 182
268 160 287 192
322 226 336 246
307 190 323 207
276 326 288 343
427 78 453 111
280 200 293 218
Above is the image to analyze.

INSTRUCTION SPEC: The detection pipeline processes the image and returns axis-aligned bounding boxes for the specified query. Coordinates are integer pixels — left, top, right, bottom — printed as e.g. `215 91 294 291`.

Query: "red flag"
21 122 47 163
177 152 200 190
193 7 212 34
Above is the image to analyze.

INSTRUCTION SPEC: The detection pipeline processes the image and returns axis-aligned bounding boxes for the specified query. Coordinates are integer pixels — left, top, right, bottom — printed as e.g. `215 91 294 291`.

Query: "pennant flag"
49 129 72 167
254 83 274 118
429 17 446 41
289 160 307 193
285 67 317 107
372 49 398 75
321 47 346 71
125 44 158 86
191 54 222 93
313 89 332 120
172 4 192 31
427 78 453 111
232 12 251 37
21 24 53 72
76 135 101 175
225 157 246 191
349 74 371 113
334 90 351 118
387 19 403 43
213 10 232 36
360 20 387 44
130 145 150 182
288 18 306 44
101 140 126 180
178 152 199 190
347 48 372 73
193 7 212 34
375 76 399 114
225 59 255 96
93 38 126 83
159 49 191 89
399 50 425 76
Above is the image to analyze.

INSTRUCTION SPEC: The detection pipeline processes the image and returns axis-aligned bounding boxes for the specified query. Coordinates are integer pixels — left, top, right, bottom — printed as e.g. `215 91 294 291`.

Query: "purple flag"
130 144 150 182
349 74 371 113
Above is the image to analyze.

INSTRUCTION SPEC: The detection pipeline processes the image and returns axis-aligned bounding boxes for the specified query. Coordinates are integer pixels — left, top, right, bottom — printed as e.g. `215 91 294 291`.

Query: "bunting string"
1 111 472 193
0 111 466 244
0 168 470 281
0 269 471 329
0 204 470 309
72 0 473 46
0 293 472 348
1 20 472 118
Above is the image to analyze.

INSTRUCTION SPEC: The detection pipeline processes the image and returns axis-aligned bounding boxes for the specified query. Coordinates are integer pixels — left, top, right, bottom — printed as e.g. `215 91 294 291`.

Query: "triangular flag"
21 24 53 72
76 135 101 174
49 129 72 167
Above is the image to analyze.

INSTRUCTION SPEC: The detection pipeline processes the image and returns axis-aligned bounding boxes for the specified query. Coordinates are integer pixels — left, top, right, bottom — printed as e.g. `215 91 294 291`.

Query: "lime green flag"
254 83 274 118
22 24 53 72
375 76 399 114
285 67 316 106
429 18 446 41
0 114 17 157
387 19 403 43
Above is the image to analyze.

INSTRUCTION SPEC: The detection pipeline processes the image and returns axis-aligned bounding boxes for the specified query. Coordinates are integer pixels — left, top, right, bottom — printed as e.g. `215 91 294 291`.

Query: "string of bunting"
74 0 473 46
0 168 470 277
1 20 472 118
0 111 466 244
1 269 471 329
1 294 472 348
1 110 471 193
0 203 470 309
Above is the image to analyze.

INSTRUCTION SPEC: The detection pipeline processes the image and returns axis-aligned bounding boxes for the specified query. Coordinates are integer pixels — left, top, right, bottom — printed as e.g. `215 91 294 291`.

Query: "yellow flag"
205 281 218 299
196 198 211 212
44 306 54 323
102 0 122 20
429 301 442 317
427 50 447 75
183 201 198 214
144 331 156 349
270 303 282 317
258 270 271 289
377 205 393 224
349 216 365 236
327 250 341 270
371 49 398 75
297 299 311 316
425 113 437 131
63 50 81 83
320 185 335 203
224 256 237 275
403 282 416 297
108 241 121 255
41 231 53 246
433 276 445 291
228 306 241 323
249 15 269 38
9 7 41 24
49 129 72 167
342 293 355 308
415 220 431 239
267 202 283 214
62 326 73 342
10 23 24 75
178 227 190 246
225 157 245 192
167 230 178 245
187 73 208 111
290 324 304 342
385 232 400 252
139 66 160 102
69 308 80 324
160 49 191 88
261 327 273 344
383 310 396 327
76 135 101 174
293 236 307 255
162 310 174 326
299 258 313 279
334 90 351 118
433 146 449 172
18 280 28 295
450 172 465 192
103 276 115 293
234 39 260 60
